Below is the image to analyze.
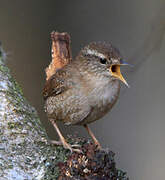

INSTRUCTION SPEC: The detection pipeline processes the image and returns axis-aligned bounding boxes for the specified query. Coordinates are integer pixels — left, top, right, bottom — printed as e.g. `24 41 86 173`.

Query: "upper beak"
110 60 129 87
120 59 133 67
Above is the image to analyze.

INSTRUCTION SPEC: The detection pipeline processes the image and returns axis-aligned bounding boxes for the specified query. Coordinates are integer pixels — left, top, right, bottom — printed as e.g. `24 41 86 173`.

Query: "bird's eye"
99 58 107 64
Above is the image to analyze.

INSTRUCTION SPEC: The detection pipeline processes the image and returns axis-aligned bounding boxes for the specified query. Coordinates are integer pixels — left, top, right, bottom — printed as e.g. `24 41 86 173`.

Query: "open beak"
110 63 129 87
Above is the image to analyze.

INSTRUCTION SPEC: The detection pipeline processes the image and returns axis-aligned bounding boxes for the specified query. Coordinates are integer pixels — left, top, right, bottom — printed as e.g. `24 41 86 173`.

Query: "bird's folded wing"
43 69 70 100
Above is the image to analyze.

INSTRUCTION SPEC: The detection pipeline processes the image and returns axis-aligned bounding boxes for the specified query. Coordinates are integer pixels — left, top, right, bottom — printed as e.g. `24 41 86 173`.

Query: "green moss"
42 144 70 180
7 122 22 129
7 122 15 129
11 77 24 96
0 65 9 74
0 63 24 99
7 164 13 169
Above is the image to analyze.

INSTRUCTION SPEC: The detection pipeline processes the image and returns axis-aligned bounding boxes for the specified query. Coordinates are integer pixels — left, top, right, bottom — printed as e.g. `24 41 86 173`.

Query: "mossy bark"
0 45 70 180
0 45 128 180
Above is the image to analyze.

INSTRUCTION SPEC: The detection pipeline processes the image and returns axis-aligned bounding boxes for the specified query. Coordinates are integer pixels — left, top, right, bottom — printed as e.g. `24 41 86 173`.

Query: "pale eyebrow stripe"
85 48 106 59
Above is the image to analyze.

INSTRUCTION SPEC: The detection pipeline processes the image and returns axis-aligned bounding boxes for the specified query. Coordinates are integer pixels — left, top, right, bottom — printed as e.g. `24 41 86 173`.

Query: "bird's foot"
48 139 82 153
62 141 82 153
71 144 81 148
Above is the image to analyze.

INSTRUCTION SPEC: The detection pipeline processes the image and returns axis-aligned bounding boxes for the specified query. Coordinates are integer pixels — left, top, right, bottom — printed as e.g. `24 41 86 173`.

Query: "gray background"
0 0 165 179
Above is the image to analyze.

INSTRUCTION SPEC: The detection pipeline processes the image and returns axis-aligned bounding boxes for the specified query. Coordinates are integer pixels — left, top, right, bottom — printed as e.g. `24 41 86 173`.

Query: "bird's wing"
43 69 71 100
43 68 91 125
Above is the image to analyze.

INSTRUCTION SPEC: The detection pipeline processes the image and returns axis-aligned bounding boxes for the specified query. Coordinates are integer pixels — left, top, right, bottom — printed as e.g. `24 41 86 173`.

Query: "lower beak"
110 64 129 87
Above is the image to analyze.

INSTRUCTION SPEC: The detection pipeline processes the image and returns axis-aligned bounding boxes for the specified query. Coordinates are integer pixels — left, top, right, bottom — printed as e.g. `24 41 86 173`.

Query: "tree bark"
0 44 69 179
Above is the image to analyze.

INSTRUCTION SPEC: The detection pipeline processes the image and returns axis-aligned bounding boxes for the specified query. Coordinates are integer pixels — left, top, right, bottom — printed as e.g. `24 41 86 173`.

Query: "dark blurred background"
0 0 165 179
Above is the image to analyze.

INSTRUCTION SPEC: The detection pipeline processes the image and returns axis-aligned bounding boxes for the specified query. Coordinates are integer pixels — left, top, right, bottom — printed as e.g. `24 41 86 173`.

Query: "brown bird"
43 34 129 152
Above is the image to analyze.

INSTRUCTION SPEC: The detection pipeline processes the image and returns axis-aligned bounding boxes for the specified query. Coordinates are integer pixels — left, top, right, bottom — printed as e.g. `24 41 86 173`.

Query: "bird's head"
77 42 129 86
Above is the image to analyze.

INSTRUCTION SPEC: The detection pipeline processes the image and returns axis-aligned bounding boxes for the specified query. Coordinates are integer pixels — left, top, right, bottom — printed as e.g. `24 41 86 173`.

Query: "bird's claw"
48 139 82 153
63 143 82 153
71 144 81 148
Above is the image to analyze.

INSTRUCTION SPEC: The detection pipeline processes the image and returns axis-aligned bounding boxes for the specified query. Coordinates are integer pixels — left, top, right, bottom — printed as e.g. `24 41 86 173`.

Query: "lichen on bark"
0 44 68 179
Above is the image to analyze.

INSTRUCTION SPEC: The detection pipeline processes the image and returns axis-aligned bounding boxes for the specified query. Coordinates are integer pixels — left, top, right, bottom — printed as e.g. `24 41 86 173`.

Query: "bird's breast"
82 79 120 124
89 79 120 106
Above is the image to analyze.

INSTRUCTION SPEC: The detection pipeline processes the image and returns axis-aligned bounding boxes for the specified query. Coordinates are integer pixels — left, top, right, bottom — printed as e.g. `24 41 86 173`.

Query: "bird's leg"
49 119 82 153
84 124 102 149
